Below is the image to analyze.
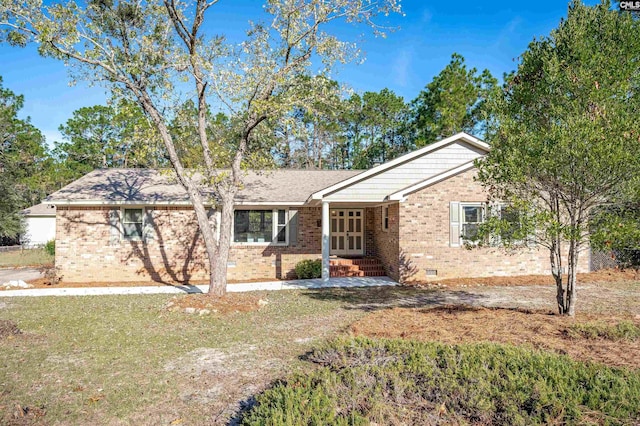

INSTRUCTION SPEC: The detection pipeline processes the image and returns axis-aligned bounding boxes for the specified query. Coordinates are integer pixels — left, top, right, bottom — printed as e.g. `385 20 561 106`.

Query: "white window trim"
121 206 145 241
231 207 289 246
459 202 485 245
382 205 389 232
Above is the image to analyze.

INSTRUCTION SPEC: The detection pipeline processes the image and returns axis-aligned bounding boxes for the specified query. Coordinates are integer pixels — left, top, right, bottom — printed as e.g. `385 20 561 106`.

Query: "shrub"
44 239 55 256
294 259 322 279
240 337 640 425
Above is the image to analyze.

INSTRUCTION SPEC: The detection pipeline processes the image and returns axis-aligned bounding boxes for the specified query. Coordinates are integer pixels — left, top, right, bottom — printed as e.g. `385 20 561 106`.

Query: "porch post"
321 200 330 282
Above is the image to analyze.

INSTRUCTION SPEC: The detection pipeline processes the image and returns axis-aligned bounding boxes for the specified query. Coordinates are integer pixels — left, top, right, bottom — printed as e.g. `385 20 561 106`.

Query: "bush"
240 337 640 425
294 259 322 279
44 239 55 256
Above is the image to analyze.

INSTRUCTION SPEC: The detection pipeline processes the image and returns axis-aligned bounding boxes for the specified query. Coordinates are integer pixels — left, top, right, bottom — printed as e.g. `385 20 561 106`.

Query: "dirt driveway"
307 280 639 316
0 268 43 283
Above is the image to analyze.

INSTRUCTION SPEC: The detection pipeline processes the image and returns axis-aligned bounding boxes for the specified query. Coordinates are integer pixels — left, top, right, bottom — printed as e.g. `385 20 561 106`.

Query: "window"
123 208 143 239
382 205 389 231
233 209 288 244
450 202 485 247
461 204 484 241
495 204 528 245
451 202 529 248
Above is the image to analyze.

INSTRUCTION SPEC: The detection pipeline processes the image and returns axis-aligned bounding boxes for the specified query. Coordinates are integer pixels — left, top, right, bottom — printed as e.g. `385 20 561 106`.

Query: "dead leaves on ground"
351 304 640 370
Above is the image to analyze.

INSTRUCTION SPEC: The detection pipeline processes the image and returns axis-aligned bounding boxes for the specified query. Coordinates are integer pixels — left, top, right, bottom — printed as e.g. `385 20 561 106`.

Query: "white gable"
22 216 56 247
319 137 487 203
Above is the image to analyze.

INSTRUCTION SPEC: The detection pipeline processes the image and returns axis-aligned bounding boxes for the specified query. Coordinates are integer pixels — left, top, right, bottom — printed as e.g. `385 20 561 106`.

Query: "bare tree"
1 0 401 296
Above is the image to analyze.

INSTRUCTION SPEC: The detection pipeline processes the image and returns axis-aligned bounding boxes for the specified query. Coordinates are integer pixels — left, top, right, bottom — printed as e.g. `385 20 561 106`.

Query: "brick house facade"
55 206 326 282
48 133 590 283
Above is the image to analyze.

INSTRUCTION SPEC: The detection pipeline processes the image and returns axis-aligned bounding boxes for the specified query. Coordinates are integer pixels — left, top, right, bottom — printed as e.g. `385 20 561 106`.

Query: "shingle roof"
46 168 362 205
21 203 57 216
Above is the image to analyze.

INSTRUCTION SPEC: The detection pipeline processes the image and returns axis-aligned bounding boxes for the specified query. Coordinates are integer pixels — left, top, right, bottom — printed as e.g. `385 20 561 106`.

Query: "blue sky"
0 0 596 147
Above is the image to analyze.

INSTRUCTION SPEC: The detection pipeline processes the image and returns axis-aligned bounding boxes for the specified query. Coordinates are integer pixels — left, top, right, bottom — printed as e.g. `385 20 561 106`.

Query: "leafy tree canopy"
0 75 50 240
476 0 640 315
410 53 497 147
54 101 165 176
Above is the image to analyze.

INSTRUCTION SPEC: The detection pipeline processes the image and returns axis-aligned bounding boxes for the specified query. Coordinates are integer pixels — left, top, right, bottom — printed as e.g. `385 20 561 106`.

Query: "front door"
330 209 364 256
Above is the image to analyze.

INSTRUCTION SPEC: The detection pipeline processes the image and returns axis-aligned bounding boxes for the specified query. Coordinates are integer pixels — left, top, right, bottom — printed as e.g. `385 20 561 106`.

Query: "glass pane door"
330 209 364 256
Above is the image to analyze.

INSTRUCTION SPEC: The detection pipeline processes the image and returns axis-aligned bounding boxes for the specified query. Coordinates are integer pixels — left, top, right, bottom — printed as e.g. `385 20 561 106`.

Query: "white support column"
321 200 330 282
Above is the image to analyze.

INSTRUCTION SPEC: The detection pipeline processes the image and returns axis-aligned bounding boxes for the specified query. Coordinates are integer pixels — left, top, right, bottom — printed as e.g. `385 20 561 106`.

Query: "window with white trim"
461 204 484 241
450 202 485 247
233 209 288 244
382 206 389 231
123 208 143 240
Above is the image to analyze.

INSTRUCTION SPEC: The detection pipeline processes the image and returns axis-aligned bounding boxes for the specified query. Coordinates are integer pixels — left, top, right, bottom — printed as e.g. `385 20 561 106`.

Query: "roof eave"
309 132 488 200
46 199 307 207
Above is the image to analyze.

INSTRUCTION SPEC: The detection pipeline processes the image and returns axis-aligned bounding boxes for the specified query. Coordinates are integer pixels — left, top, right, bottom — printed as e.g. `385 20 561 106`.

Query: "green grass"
568 320 640 341
0 248 53 268
241 337 640 425
0 291 364 424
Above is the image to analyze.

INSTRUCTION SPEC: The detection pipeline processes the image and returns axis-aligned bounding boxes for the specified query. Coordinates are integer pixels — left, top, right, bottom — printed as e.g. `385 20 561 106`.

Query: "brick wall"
364 208 375 257
56 206 323 283
368 205 400 281
398 168 590 282
55 170 589 284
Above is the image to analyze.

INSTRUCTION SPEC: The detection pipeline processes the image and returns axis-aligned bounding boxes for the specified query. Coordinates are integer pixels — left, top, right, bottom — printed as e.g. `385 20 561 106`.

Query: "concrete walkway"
0 276 396 297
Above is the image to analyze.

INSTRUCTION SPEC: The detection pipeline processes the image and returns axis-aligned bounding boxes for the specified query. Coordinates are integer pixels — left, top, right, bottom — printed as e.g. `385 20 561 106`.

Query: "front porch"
317 202 399 282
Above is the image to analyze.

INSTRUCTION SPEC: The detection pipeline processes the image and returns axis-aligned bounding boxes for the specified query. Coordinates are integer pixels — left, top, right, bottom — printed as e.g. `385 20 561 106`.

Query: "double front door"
330 209 364 256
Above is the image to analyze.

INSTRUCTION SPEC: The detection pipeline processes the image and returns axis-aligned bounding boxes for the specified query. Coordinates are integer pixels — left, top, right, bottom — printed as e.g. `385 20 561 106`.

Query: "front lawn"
0 291 363 425
1 279 638 424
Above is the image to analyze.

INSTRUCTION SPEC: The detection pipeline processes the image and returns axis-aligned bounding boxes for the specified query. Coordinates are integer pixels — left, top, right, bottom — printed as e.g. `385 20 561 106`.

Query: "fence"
590 250 618 272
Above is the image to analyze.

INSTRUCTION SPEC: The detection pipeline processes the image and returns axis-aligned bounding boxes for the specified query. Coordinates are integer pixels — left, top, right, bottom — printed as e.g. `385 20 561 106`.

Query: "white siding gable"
22 216 56 247
324 141 485 202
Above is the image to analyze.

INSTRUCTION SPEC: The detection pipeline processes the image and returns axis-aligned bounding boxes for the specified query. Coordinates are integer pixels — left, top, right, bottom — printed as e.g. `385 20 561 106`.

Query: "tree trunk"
565 239 579 316
550 239 566 314
208 190 235 297
134 92 226 298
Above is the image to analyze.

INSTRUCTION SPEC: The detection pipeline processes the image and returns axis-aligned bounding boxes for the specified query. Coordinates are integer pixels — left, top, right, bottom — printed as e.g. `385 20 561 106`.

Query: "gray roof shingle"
46 168 362 205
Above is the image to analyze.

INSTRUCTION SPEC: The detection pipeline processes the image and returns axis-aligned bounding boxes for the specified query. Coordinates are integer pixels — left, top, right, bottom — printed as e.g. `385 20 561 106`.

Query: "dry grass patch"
0 249 53 269
567 320 640 341
408 268 639 288
3 403 47 426
350 305 640 369
0 291 365 425
0 319 21 339
166 293 266 315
